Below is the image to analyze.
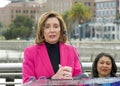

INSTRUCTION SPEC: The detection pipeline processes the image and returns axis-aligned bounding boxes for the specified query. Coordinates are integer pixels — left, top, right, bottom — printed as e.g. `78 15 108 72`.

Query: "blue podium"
23 77 120 86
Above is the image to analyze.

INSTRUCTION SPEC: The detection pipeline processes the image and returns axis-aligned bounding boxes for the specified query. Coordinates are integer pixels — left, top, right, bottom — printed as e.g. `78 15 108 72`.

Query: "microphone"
73 73 89 80
63 30 67 35
67 32 89 80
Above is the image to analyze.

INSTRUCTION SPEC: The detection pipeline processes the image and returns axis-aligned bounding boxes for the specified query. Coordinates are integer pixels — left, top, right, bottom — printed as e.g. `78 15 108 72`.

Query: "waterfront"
0 40 120 62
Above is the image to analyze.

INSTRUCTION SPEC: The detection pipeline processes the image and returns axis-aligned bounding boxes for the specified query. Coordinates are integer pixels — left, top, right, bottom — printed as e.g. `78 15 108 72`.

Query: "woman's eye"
54 24 59 28
54 26 58 28
106 62 111 65
99 62 104 64
45 25 50 29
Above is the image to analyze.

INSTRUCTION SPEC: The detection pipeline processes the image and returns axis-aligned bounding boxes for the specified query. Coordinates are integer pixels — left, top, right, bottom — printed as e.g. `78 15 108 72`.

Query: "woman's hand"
51 64 73 79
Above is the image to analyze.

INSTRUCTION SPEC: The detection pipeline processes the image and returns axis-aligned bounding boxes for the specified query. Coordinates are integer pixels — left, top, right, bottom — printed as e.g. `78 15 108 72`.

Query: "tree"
0 22 3 33
115 13 120 24
62 11 72 34
0 22 2 28
3 15 33 40
116 13 120 20
62 11 74 39
68 3 91 23
2 29 12 39
62 11 70 25
68 3 92 40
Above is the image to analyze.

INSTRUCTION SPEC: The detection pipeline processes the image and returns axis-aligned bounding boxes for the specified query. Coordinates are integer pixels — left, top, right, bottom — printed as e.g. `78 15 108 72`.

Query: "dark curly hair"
92 52 117 77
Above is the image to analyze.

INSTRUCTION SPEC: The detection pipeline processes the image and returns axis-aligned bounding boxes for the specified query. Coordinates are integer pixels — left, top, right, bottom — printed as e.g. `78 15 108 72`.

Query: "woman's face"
43 17 61 44
97 56 112 78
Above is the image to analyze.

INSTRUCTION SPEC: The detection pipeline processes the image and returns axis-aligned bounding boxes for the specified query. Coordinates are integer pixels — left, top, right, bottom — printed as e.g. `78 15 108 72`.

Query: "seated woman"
89 52 118 86
91 52 117 78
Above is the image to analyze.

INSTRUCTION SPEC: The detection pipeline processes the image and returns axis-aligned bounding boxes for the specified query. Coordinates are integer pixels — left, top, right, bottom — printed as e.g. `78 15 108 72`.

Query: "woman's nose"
103 63 107 67
49 27 55 32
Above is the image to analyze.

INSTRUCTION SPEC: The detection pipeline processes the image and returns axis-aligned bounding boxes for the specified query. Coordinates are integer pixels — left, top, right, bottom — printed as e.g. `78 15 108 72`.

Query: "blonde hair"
35 11 67 44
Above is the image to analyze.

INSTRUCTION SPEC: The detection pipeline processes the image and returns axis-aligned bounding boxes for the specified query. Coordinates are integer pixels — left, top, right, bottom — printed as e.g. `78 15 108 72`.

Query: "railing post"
6 77 14 86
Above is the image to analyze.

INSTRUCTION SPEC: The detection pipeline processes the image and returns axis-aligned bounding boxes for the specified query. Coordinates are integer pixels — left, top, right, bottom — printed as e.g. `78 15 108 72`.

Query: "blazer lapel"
37 43 54 76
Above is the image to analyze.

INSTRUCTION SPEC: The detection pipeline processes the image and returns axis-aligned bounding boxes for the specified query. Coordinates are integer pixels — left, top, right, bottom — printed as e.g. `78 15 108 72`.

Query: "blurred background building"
1 0 120 40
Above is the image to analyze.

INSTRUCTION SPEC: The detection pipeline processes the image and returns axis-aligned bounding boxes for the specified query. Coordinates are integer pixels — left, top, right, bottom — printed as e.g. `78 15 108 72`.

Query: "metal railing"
1 62 120 73
0 82 22 86
0 62 120 85
1 40 120 85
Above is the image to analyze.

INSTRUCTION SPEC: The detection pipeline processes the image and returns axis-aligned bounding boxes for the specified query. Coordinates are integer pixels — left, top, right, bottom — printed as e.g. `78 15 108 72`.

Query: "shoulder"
60 43 76 48
23 43 45 60
24 44 37 50
60 43 77 50
60 43 72 48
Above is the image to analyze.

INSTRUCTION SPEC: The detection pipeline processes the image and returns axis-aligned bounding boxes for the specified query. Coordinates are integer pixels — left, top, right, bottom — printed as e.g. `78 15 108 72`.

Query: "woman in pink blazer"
22 11 82 83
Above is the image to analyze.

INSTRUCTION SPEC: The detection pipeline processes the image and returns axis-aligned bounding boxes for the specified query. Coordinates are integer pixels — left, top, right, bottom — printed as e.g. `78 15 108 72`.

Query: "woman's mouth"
102 69 107 72
49 35 56 38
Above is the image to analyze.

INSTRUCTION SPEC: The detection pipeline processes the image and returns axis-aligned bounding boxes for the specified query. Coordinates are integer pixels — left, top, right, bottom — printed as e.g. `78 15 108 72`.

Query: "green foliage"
116 13 120 20
62 11 70 24
20 26 31 38
62 11 73 34
3 15 33 40
2 29 12 39
0 22 2 28
0 36 5 40
68 3 91 23
62 3 92 40
116 14 120 21
62 3 92 25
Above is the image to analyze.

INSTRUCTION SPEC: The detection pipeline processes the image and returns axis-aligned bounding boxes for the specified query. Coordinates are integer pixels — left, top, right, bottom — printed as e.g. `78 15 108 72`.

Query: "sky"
0 0 11 8
0 0 46 8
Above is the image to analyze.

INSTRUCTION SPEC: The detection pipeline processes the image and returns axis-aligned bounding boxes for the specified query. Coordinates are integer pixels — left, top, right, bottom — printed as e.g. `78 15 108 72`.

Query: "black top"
45 42 60 73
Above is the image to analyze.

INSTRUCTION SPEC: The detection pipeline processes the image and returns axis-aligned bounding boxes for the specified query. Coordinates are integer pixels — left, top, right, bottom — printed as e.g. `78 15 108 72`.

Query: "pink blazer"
22 42 82 83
